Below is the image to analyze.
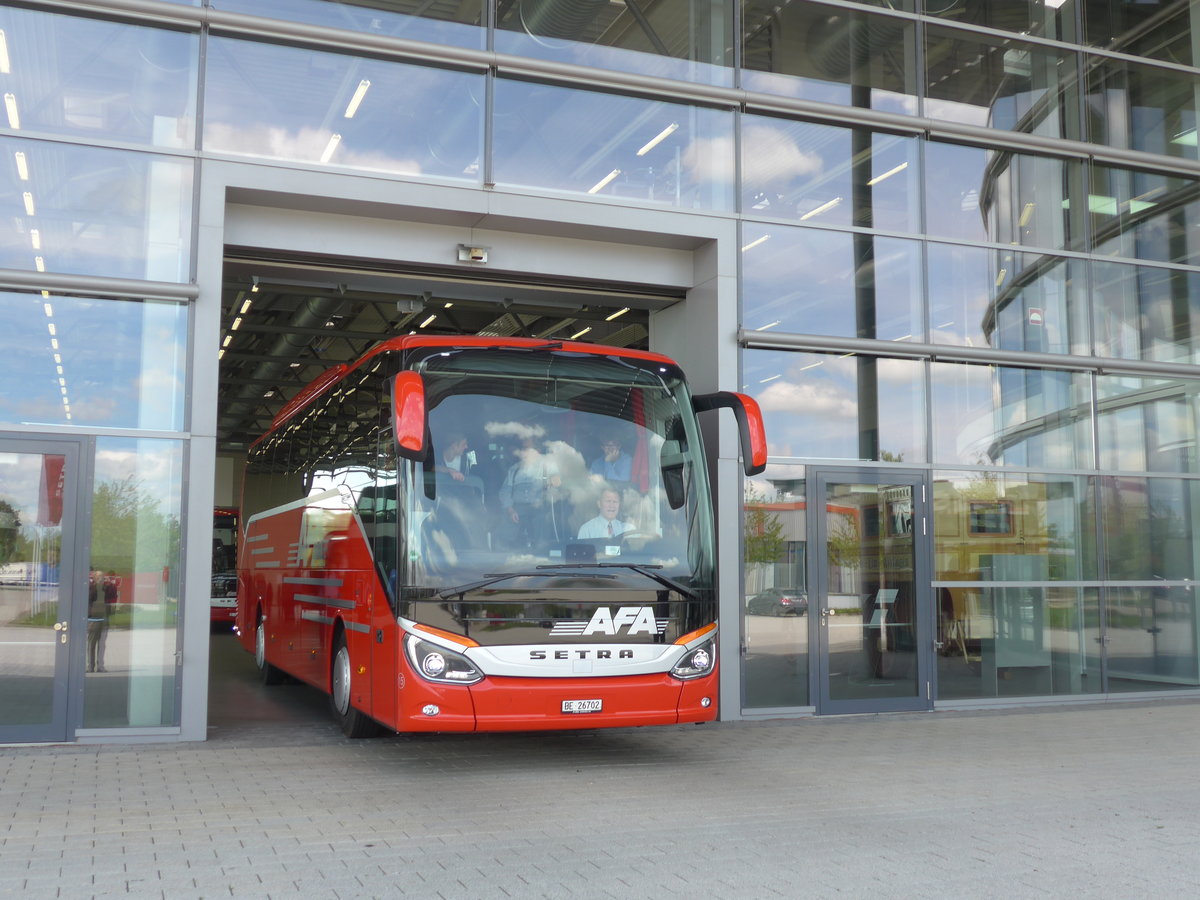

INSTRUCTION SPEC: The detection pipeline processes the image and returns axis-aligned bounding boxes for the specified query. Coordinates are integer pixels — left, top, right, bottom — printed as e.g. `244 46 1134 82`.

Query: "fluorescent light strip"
588 169 621 194
231 316 243 331
755 320 781 331
571 327 592 339
43 302 52 317
419 314 437 328
636 122 678 157
22 191 33 215
741 234 770 252
867 162 908 186
605 307 629 322
319 133 342 163
34 256 44 272
4 92 18 129
343 80 370 118
800 197 842 221
30 228 40 250
14 150 27 180
239 298 252 315
0 30 10 74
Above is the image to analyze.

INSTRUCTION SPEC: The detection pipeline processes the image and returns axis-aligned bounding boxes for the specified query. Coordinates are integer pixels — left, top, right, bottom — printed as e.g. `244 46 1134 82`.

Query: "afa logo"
549 606 668 637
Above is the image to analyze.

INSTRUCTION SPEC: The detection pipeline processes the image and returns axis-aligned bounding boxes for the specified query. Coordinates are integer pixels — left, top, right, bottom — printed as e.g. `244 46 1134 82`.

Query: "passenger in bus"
499 435 562 549
589 437 632 484
434 430 474 483
576 487 633 540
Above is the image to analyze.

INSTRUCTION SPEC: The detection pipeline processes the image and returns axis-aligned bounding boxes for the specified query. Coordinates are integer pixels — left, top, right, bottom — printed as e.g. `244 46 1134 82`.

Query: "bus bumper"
397 671 719 732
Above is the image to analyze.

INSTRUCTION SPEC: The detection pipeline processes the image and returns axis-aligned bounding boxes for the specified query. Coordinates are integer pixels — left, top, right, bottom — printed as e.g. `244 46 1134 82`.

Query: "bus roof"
259 335 680 445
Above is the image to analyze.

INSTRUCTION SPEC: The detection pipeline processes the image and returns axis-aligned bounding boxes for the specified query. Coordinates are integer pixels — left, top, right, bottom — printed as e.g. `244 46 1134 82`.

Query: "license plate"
561 698 602 714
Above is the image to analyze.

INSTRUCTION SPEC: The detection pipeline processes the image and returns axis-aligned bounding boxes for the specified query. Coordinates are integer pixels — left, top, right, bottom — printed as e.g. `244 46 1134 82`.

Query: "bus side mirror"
691 391 768 476
392 372 427 459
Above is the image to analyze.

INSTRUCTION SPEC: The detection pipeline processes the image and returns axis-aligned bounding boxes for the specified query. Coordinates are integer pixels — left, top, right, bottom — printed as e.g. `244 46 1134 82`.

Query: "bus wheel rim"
255 621 266 669
332 645 351 715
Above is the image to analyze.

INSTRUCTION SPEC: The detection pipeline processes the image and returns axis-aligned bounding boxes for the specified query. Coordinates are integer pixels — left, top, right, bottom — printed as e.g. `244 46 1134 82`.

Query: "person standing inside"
499 435 561 549
589 437 632 484
85 571 110 673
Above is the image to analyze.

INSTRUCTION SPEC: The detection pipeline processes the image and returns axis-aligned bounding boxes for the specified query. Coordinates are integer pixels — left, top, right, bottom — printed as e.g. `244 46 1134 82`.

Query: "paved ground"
2 632 1200 899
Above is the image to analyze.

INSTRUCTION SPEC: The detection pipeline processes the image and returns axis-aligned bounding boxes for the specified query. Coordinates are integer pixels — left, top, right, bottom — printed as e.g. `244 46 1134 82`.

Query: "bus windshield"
401 348 715 594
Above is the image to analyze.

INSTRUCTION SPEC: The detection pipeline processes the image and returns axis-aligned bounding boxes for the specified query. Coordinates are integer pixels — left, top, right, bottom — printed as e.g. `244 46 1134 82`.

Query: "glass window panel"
0 292 187 432
83 438 183 728
1084 1 1196 65
1090 164 1200 266
935 586 1101 700
924 25 1079 139
742 467 809 708
492 80 734 211
740 116 919 232
741 2 917 115
930 361 1092 468
0 7 196 149
204 37 483 182
925 142 1080 251
0 138 193 282
1097 374 1200 474
742 224 922 341
743 349 926 463
213 0 485 48
1087 57 1198 162
1101 476 1200 581
1092 260 1200 364
1105 585 1200 691
924 0 1078 44
495 0 732 87
928 243 1088 354
933 471 1093 582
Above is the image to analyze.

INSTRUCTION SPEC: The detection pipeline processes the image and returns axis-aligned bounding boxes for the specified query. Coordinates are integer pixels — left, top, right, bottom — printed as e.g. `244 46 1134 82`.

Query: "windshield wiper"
437 569 617 599
536 563 700 602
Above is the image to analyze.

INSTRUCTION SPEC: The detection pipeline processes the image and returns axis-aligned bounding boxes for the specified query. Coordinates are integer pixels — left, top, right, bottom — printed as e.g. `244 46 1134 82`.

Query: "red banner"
37 454 65 527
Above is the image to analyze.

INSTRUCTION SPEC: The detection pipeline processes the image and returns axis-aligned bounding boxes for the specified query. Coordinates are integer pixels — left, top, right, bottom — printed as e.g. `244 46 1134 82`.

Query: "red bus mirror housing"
692 390 768 476
392 371 427 458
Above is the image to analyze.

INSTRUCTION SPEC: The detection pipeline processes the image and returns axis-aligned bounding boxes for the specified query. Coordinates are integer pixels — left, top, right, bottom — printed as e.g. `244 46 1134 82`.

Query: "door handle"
53 621 68 644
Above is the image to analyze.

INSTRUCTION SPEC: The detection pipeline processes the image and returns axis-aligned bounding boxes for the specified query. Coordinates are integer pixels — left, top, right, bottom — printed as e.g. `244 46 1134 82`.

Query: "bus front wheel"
331 632 381 738
255 614 285 686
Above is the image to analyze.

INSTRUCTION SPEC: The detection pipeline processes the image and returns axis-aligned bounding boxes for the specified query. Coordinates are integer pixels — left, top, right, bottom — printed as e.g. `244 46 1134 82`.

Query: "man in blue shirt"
589 437 632 483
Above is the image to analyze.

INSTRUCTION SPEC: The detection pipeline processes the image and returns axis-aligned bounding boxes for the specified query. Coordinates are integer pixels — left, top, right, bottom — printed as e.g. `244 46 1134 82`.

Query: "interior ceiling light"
636 122 678 157
741 234 770 252
800 197 842 221
605 307 629 321
22 191 34 215
419 314 437 328
30 228 39 250
14 150 28 180
319 133 342 164
0 30 10 74
343 79 370 118
588 169 621 194
34 256 44 272
866 162 907 186
239 297 252 315
571 326 591 339
3 92 18 129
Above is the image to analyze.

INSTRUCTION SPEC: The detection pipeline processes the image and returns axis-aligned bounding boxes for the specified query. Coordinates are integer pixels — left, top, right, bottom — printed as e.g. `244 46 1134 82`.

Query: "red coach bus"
235 336 765 736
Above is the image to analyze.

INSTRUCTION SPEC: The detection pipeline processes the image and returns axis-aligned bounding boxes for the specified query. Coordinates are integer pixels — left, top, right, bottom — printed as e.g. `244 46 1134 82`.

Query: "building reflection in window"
492 79 734 210
930 361 1092 469
742 468 808 709
744 350 926 463
204 37 484 182
213 0 485 49
496 0 732 86
0 292 187 433
82 438 184 729
741 1 917 115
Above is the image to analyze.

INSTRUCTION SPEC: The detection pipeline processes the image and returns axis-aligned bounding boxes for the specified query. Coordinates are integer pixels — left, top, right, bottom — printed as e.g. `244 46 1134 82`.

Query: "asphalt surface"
2 630 1199 899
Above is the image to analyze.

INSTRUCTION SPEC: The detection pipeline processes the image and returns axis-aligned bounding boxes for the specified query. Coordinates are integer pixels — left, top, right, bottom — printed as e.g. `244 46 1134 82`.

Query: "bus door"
810 468 933 714
0 436 87 742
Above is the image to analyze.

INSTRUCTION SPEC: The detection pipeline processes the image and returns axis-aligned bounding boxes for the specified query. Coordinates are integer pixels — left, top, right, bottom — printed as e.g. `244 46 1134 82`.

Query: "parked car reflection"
746 587 808 616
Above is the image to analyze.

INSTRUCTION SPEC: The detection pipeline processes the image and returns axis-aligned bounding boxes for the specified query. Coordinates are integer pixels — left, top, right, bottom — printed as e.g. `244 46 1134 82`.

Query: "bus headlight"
671 639 716 680
404 635 483 685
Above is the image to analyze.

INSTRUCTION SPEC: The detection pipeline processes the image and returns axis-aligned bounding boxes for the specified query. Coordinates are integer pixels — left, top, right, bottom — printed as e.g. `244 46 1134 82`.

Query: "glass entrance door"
0 437 84 742
812 469 932 714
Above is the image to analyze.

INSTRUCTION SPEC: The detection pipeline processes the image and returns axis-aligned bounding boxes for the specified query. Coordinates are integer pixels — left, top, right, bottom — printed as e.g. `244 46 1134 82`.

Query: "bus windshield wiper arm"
437 570 617 599
536 563 699 602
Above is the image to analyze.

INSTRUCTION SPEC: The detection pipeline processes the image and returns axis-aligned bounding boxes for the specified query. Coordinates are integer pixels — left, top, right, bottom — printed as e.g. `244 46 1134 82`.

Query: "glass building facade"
3 0 1200 741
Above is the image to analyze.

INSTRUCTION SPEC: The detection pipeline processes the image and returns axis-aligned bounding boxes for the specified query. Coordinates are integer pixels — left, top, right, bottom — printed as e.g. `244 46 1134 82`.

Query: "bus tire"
255 613 285 686
331 631 381 738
